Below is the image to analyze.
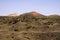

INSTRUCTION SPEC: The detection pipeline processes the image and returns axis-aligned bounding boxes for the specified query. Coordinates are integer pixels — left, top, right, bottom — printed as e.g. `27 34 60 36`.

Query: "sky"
0 0 60 16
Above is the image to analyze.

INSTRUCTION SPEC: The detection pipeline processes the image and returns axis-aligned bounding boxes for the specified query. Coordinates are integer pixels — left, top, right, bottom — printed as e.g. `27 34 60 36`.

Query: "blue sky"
0 0 60 16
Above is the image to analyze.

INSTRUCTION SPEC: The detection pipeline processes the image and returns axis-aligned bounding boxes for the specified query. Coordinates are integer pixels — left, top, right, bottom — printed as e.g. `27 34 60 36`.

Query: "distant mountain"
49 15 60 17
20 11 45 17
48 14 60 18
8 13 19 16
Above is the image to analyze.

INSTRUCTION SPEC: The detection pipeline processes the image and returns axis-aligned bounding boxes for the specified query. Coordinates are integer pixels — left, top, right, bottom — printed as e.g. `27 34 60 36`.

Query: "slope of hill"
0 12 60 40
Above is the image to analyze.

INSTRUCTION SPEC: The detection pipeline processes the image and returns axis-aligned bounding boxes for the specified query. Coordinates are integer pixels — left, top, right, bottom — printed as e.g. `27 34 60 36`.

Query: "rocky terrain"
0 12 60 40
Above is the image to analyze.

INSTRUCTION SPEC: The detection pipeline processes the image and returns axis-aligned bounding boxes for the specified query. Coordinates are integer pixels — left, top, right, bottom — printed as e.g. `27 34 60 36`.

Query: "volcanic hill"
20 11 45 17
